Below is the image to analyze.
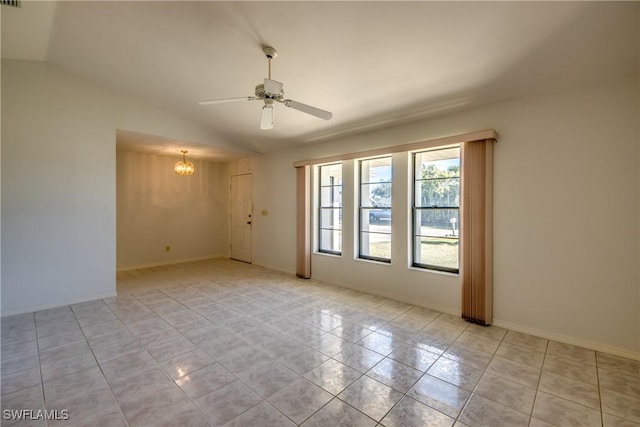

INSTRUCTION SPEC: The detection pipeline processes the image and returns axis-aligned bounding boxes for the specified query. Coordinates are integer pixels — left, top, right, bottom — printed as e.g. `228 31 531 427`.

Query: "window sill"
313 251 342 258
407 265 460 277
355 257 392 267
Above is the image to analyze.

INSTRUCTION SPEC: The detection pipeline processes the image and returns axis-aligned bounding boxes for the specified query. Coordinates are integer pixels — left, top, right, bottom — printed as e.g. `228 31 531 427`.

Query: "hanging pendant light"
175 150 195 175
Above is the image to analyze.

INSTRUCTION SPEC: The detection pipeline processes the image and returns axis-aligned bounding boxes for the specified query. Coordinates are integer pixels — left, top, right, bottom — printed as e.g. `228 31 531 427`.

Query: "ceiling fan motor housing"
255 84 283 100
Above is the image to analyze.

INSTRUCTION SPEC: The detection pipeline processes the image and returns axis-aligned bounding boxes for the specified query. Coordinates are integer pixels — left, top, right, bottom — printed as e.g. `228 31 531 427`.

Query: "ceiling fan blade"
198 96 257 105
282 99 332 120
260 104 274 130
264 79 283 95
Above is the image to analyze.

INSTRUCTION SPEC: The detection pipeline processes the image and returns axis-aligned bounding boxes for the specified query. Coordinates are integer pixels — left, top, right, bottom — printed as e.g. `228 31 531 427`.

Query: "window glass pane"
415 147 460 177
320 186 342 206
414 236 459 270
319 163 343 254
320 229 342 253
361 157 392 184
415 177 459 208
412 147 460 272
320 208 342 230
415 148 460 209
359 157 392 262
320 163 343 186
361 232 391 260
415 209 459 238
360 183 392 207
361 209 391 232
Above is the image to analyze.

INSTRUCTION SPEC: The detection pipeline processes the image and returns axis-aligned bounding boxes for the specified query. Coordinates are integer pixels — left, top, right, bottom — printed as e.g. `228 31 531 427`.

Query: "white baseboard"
11 257 636 362
306 272 461 317
493 318 640 362
249 261 294 276
1 292 118 318
116 254 225 272
314 274 640 361
281 266 640 361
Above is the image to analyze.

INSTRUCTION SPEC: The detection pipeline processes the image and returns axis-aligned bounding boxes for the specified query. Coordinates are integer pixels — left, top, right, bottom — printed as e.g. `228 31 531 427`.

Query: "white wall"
231 78 639 358
116 151 229 270
1 60 230 315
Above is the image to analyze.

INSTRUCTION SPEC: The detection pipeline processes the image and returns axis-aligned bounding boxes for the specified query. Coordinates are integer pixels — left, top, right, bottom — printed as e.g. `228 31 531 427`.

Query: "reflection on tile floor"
2 258 639 426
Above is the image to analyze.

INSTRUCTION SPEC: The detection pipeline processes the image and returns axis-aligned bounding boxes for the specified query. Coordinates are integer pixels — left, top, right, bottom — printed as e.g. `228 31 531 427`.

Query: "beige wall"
116 151 229 270
1 59 232 315
231 78 640 358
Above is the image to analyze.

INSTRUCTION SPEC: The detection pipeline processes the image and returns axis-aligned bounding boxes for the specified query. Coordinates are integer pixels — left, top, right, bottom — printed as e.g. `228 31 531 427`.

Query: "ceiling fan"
199 46 332 130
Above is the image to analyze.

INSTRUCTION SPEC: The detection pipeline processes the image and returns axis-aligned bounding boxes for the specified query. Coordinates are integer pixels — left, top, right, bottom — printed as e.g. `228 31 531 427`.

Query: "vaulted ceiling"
2 1 638 158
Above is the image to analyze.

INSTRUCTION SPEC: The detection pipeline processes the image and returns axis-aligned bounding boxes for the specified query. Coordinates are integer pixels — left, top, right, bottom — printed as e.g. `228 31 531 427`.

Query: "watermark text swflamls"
3 409 69 421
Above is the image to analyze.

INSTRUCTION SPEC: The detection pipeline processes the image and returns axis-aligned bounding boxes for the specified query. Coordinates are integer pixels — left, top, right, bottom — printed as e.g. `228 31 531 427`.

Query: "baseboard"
368 290 460 318
272 265 640 361
307 271 460 317
116 254 225 272
493 318 640 362
312 272 640 361
1 292 118 318
12 257 636 362
249 261 294 276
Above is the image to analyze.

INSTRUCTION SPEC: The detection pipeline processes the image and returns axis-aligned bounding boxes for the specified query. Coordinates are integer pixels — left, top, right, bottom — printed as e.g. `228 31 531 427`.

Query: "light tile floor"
2 258 639 426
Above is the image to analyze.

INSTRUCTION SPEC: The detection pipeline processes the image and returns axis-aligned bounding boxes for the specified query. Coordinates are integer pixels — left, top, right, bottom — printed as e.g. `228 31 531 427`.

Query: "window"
359 157 392 262
412 147 460 273
318 163 343 254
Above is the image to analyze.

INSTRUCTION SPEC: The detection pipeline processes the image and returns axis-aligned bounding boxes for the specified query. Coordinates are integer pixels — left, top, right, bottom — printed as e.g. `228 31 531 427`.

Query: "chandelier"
175 150 194 175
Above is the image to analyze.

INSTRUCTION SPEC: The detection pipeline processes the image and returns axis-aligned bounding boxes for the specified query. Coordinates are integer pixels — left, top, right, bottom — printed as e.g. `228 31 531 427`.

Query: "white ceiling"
2 1 638 159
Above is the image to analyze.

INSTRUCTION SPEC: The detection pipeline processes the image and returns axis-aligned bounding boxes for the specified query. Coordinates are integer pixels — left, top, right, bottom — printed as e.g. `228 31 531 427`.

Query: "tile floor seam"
121 301 229 427
163 287 342 426
595 352 605 427
433 318 527 425
75 308 132 427
456 337 501 424
332 393 389 426
528 338 551 424
98 296 219 426
31 311 49 425
412 325 469 424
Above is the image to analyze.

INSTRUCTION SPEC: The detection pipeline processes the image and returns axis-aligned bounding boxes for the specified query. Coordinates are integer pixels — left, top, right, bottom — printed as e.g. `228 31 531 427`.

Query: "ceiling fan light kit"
261 102 275 130
199 46 332 130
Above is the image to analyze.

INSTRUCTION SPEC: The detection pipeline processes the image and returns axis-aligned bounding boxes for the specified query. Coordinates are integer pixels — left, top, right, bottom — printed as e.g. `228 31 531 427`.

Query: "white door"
230 173 252 263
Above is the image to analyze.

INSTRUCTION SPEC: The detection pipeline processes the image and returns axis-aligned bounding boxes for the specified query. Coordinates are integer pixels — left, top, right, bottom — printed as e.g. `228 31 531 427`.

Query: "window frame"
317 162 343 256
358 156 392 264
411 146 461 274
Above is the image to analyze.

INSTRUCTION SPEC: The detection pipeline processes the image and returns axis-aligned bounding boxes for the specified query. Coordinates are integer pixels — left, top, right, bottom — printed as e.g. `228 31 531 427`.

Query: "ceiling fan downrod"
263 46 277 80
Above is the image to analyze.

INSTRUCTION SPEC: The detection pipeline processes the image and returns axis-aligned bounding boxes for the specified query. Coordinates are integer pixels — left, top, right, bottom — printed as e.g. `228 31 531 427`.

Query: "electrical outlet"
165 246 171 252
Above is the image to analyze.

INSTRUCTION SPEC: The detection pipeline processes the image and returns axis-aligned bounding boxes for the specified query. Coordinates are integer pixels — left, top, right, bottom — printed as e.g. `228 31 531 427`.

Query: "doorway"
229 173 252 263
